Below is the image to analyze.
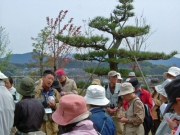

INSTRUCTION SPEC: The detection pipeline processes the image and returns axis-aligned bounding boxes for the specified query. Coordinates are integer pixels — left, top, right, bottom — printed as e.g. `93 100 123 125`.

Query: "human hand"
113 107 119 112
107 107 114 114
38 78 43 86
170 130 176 135
48 102 56 108
118 115 128 123
60 92 67 96
166 117 179 130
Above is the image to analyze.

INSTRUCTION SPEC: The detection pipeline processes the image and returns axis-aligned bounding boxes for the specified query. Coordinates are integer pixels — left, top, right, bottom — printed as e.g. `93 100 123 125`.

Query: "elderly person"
5 76 19 103
117 73 123 83
55 68 78 95
163 66 180 79
118 82 145 135
149 78 163 135
84 84 116 135
14 77 45 135
52 94 98 135
0 71 15 135
105 70 122 135
35 70 60 135
154 79 180 135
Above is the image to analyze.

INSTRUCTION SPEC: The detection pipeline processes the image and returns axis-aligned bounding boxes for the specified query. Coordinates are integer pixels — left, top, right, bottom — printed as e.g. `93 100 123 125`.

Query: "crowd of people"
1 67 180 135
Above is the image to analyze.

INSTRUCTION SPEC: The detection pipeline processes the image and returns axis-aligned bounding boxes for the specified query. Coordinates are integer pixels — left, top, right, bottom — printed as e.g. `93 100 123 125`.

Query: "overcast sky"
1 0 180 57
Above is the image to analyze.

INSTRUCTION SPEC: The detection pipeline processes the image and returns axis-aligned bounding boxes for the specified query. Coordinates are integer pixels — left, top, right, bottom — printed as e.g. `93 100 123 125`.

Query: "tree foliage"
30 27 51 76
46 10 81 71
56 0 177 75
0 26 12 71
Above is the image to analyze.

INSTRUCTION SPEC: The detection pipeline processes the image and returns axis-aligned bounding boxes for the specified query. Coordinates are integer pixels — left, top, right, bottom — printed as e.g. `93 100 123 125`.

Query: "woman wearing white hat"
84 85 116 135
118 82 145 135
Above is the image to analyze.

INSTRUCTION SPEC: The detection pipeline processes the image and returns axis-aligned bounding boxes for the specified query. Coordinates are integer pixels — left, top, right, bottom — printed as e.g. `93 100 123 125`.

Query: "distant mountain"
149 57 180 67
9 52 180 67
9 52 33 64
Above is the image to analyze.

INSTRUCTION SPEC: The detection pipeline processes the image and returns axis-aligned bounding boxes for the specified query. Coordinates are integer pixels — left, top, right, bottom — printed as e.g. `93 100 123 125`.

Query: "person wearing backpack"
84 84 116 135
35 70 60 135
123 78 153 135
118 82 145 135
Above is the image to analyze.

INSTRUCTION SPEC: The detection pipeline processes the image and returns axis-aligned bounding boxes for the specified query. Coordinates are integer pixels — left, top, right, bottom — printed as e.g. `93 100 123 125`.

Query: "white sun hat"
163 67 180 79
0 71 8 80
117 73 123 80
128 72 136 77
84 85 109 106
155 79 172 97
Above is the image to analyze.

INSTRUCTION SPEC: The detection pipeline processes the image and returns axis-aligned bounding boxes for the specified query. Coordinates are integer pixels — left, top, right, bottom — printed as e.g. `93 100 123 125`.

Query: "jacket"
60 77 78 94
14 97 44 133
155 113 180 135
151 91 162 120
123 88 153 118
123 97 145 135
105 83 121 107
0 84 15 135
62 120 98 135
89 107 116 135
35 86 60 135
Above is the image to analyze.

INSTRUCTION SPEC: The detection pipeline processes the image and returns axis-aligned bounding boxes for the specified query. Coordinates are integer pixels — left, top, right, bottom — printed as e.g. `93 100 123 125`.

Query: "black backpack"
133 99 153 133
143 104 153 133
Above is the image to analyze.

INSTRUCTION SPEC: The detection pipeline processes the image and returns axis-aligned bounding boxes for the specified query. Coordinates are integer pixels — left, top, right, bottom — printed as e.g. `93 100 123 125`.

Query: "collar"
89 107 105 113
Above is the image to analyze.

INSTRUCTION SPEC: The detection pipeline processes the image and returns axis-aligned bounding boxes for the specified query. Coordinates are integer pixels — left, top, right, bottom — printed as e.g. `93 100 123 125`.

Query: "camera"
109 104 115 109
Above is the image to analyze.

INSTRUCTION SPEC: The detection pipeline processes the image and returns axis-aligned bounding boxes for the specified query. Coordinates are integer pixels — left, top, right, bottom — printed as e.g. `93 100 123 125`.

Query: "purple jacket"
62 120 98 135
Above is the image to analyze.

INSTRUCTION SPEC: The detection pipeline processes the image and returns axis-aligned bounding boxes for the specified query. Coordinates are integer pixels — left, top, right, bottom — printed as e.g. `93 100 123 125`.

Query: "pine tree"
56 0 177 74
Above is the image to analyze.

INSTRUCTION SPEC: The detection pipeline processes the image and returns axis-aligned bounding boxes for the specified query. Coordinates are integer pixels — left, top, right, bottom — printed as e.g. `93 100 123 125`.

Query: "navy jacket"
89 107 116 135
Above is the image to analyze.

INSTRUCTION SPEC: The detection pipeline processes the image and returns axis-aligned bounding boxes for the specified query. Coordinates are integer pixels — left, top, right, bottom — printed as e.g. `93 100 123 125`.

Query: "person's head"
17 77 36 97
163 67 180 79
128 72 136 78
163 76 180 115
84 85 109 108
91 79 101 86
42 70 55 89
108 70 117 84
129 78 141 92
148 78 161 92
56 69 66 82
117 73 123 83
52 80 61 93
118 82 135 101
155 79 172 102
5 76 13 89
52 95 90 128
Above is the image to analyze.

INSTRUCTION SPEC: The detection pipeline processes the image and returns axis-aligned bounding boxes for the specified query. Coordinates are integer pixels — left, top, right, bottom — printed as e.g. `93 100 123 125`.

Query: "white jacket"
0 81 15 135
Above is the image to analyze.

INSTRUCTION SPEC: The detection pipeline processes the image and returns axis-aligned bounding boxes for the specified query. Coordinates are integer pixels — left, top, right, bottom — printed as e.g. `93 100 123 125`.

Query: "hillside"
9 52 33 64
9 52 180 67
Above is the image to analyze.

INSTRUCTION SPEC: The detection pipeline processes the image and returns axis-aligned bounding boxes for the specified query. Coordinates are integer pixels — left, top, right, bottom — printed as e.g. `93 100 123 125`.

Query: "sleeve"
128 100 145 125
14 103 22 127
146 91 153 110
66 80 78 94
35 85 43 98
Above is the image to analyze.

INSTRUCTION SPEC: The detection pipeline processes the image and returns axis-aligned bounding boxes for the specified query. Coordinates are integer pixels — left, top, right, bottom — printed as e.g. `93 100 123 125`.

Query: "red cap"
56 69 65 78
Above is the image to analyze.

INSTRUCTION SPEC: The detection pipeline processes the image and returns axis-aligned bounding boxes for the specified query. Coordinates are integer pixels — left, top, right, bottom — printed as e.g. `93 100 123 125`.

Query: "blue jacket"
89 107 116 135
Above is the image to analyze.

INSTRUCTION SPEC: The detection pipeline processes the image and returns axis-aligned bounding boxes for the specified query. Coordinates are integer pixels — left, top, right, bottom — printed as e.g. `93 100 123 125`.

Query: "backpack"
143 104 153 133
133 99 153 133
